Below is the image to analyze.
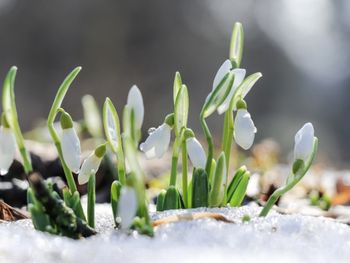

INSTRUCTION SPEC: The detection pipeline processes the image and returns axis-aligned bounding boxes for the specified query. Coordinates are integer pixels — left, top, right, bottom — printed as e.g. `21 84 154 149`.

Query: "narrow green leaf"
208 153 226 207
201 71 235 118
82 94 103 138
173 71 182 105
174 85 189 136
229 22 244 68
163 186 180 210
156 189 167 212
229 171 250 207
191 168 209 208
227 166 247 201
87 174 96 228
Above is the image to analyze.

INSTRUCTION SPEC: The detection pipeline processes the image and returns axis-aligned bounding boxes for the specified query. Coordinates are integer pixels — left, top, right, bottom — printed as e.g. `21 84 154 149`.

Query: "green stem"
87 174 96 228
259 189 284 217
181 141 188 208
221 109 234 173
116 150 126 185
169 133 183 187
200 115 213 176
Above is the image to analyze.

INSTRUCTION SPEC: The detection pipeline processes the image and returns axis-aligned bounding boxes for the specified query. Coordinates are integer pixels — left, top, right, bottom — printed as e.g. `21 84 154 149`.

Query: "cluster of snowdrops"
0 23 318 238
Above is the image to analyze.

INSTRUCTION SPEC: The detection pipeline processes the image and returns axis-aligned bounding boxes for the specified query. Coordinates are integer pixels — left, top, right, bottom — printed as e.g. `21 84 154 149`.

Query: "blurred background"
0 0 349 166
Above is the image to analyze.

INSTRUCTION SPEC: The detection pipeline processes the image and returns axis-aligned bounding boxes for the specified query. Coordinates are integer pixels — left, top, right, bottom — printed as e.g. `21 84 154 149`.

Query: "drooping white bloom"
186 137 206 169
294 122 314 162
0 127 16 175
140 123 171 159
127 85 144 129
78 152 102 185
212 60 232 91
234 109 257 150
61 127 81 173
117 186 138 230
217 68 246 114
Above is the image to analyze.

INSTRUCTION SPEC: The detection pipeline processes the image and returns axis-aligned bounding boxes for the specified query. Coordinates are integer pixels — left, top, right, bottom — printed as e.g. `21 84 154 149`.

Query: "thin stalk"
200 115 213 176
259 188 284 217
181 141 188 208
221 106 234 173
169 132 183 187
87 174 96 228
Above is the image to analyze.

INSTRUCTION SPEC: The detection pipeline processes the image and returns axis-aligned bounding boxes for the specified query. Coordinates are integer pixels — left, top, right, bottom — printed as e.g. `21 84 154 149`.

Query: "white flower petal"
212 60 232 91
118 186 138 230
140 123 171 159
186 137 206 169
78 153 102 185
234 109 257 150
217 68 246 114
61 128 81 173
294 122 314 161
127 85 144 129
0 127 16 175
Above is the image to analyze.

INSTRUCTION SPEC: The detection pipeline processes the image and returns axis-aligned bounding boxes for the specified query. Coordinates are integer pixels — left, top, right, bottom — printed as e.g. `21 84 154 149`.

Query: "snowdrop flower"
234 109 257 150
0 126 16 175
294 122 314 162
117 186 138 230
186 137 206 169
60 112 81 173
78 144 106 185
127 85 144 129
140 123 171 159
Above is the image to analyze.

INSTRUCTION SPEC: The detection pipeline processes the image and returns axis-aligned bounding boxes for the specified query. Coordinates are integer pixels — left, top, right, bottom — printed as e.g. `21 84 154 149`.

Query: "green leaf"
174 84 189 136
229 22 244 68
82 94 103 138
201 71 235 118
226 166 247 201
103 98 122 154
229 171 250 207
232 72 262 110
156 189 167 212
173 71 182 105
163 186 180 210
87 174 96 228
191 168 209 208
208 152 226 207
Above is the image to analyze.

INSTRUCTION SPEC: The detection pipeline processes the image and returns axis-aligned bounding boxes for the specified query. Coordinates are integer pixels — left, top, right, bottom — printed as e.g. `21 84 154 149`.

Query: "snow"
0 204 350 263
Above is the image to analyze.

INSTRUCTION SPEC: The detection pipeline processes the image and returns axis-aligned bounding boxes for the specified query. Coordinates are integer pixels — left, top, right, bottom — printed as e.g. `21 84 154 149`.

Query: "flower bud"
127 85 144 129
234 109 257 150
186 137 206 169
294 122 314 162
60 112 81 173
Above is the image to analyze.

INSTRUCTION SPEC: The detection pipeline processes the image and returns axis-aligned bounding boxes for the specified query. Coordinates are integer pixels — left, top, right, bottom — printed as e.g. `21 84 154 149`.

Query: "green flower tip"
60 112 74 129
164 113 175 127
95 143 107 158
236 99 247 110
1 113 10 128
292 159 305 174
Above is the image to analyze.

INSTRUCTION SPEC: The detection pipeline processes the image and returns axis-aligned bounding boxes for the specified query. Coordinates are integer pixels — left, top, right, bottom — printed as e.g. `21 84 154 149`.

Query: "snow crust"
0 204 350 263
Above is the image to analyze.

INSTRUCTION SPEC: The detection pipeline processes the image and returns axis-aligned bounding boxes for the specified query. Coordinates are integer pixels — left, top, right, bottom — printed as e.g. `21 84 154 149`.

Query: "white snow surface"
1 204 350 263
